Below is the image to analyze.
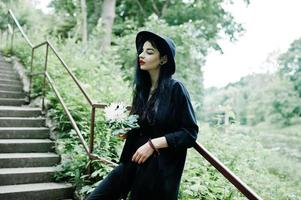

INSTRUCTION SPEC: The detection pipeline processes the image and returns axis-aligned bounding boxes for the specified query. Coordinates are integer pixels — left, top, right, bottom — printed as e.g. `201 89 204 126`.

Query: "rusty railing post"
42 43 49 112
6 25 9 50
28 48 35 103
10 23 14 52
0 30 2 48
88 106 96 176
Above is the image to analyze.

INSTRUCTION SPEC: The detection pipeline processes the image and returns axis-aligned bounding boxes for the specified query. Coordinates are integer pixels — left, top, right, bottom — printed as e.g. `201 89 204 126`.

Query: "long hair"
130 39 173 126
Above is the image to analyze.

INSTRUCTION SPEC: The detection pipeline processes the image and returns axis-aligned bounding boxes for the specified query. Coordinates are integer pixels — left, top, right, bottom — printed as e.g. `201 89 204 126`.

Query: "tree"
99 0 116 52
279 38 301 97
80 0 88 48
115 0 248 41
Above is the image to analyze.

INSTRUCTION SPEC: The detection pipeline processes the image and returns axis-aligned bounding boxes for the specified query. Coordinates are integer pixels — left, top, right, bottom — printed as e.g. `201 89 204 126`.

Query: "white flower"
104 102 127 121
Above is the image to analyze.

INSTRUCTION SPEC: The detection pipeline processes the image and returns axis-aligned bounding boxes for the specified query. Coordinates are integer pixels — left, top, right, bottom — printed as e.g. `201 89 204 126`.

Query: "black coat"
119 78 199 200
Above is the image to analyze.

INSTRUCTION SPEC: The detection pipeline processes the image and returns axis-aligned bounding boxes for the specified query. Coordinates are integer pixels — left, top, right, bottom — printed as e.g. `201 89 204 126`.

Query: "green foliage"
0 2 8 29
180 124 301 200
115 0 246 41
279 38 301 97
1 6 131 198
8 1 301 200
204 73 301 126
49 0 101 39
273 38 301 125
49 0 247 48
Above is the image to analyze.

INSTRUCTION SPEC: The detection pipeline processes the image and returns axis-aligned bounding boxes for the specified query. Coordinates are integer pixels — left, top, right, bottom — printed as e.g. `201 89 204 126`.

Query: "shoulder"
170 78 190 97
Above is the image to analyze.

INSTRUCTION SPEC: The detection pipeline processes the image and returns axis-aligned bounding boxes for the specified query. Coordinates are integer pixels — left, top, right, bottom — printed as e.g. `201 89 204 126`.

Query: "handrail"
45 71 116 167
47 41 94 106
194 142 262 200
8 10 33 48
6 9 117 168
45 71 90 154
33 41 47 49
4 9 263 200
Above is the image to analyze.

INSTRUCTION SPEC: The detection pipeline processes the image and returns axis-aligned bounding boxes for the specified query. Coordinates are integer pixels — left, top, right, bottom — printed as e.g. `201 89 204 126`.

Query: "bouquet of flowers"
104 102 139 137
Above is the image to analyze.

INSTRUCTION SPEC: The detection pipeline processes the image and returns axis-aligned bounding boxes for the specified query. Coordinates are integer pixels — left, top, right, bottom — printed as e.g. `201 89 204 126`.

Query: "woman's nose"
139 51 144 58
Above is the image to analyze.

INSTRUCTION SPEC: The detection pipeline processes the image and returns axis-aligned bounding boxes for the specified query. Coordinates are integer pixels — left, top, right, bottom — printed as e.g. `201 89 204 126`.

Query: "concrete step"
0 106 41 117
0 73 20 80
0 97 26 106
0 153 60 167
0 60 12 64
0 66 13 71
0 182 73 200
0 139 54 153
0 67 16 72
0 127 49 139
0 78 22 85
0 167 57 185
0 90 25 98
0 83 23 91
0 69 15 74
0 117 46 127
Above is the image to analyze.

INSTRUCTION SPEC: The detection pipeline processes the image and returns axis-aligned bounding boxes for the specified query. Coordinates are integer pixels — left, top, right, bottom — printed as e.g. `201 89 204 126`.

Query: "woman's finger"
132 151 141 162
132 152 138 162
137 155 145 164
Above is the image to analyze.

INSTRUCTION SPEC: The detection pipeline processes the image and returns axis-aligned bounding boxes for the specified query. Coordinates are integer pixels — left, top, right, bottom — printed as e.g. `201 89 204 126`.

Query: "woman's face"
138 41 161 72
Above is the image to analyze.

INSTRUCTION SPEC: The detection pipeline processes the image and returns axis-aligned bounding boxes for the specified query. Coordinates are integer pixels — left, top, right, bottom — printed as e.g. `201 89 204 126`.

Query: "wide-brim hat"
135 31 176 75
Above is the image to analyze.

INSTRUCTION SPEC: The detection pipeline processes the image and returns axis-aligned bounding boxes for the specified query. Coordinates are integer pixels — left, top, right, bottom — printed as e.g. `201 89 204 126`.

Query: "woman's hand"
132 142 154 164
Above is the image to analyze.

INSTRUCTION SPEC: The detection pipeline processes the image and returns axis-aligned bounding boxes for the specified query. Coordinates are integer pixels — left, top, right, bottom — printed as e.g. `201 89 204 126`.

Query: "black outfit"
87 78 199 200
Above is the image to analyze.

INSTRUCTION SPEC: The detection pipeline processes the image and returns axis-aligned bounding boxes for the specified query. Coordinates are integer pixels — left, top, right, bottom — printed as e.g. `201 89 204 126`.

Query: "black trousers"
86 156 163 200
86 163 135 200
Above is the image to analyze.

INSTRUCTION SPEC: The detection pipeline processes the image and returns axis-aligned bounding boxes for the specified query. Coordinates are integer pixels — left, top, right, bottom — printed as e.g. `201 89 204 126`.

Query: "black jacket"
119 78 199 200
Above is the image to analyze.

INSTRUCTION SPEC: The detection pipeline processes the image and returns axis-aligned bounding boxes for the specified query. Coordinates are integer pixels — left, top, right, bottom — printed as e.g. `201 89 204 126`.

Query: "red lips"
139 60 145 65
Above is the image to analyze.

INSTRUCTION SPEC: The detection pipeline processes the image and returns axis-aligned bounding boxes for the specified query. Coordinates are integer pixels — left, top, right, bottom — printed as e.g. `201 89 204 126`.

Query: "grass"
180 123 301 200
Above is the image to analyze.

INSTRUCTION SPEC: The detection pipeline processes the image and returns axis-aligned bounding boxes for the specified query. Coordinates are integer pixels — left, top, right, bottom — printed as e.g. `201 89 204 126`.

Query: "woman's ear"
160 55 168 65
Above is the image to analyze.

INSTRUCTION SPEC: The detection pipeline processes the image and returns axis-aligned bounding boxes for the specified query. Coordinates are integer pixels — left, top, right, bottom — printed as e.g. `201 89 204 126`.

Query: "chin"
140 66 148 70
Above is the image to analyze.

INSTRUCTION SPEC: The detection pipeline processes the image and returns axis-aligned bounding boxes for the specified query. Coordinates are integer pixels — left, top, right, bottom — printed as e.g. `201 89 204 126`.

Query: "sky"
32 0 301 88
204 0 301 88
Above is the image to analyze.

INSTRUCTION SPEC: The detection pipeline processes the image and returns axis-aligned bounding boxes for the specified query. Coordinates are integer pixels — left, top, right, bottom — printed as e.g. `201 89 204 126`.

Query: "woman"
87 31 199 200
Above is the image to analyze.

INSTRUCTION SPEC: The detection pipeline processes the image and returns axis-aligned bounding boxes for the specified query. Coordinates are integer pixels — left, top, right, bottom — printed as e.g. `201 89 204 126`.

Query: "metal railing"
3 9 262 200
5 9 117 169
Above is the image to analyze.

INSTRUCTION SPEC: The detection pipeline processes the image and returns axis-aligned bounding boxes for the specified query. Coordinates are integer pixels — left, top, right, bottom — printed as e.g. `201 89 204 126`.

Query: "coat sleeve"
164 81 199 150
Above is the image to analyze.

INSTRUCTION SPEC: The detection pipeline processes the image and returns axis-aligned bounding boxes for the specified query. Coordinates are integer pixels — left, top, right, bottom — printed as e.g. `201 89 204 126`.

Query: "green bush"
180 124 301 200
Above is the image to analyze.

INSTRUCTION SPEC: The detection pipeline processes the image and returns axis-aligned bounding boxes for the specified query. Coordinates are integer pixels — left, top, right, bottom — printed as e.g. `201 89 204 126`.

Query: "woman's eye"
146 51 153 55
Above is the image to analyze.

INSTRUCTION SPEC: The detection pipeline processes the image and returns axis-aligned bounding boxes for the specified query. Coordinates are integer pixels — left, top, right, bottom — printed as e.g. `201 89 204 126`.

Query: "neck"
148 69 160 90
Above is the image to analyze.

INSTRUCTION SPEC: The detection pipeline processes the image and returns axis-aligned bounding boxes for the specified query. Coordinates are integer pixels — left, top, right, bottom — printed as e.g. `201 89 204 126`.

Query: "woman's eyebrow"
143 48 155 51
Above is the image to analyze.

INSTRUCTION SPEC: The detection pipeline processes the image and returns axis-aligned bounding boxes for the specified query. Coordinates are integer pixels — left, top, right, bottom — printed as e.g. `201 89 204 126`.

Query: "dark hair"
130 39 173 125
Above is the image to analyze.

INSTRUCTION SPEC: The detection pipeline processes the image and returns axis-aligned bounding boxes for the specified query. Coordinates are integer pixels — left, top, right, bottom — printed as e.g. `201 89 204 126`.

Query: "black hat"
135 31 176 75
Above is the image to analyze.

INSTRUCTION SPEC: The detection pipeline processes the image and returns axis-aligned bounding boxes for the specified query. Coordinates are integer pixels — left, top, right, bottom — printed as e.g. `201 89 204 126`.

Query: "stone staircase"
0 55 73 200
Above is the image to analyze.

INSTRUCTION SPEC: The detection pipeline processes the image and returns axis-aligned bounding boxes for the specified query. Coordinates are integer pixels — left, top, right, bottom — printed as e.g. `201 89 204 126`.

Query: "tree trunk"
161 0 170 17
80 0 88 48
100 0 116 53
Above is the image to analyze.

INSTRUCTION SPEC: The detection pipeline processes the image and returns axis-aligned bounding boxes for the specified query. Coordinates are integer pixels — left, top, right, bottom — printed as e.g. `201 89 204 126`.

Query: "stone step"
0 117 46 127
0 139 54 153
0 127 49 139
0 78 22 85
0 90 25 98
0 60 12 63
0 106 41 117
0 66 16 71
0 65 13 70
0 83 23 91
0 182 73 200
0 68 15 74
0 153 60 168
0 74 20 80
0 97 26 106
0 167 57 185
